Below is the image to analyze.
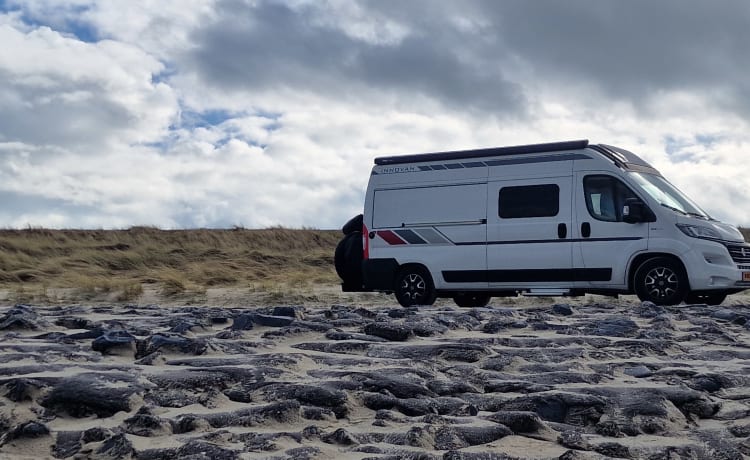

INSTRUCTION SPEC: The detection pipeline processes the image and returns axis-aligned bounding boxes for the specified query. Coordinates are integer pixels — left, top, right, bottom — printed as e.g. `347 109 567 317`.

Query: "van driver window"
498 184 559 218
583 175 638 222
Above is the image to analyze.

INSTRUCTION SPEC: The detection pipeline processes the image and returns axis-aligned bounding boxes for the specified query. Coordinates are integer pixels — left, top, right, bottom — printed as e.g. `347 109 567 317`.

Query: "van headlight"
676 224 722 240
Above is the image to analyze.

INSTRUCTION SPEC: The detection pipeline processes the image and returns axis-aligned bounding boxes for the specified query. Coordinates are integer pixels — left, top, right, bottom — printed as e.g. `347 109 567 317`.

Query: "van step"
523 289 570 297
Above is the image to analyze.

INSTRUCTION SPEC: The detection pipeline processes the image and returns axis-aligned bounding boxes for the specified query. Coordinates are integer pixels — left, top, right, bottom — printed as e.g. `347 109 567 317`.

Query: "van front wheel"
634 257 688 306
453 293 491 308
395 266 437 308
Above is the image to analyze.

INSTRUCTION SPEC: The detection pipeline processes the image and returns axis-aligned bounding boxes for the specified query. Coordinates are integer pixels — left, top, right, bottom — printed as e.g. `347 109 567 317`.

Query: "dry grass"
0 226 747 305
0 227 341 302
742 227 749 242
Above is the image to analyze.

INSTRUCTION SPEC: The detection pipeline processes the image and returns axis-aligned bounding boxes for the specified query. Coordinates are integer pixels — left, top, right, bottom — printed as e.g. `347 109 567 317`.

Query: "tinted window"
583 175 638 222
499 184 559 218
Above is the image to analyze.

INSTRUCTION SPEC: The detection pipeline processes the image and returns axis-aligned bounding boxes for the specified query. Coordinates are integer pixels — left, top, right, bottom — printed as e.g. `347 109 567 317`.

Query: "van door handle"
581 222 591 238
558 223 567 239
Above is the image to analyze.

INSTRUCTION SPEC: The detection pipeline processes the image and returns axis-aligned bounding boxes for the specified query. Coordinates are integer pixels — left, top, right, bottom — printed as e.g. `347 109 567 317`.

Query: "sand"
0 291 749 459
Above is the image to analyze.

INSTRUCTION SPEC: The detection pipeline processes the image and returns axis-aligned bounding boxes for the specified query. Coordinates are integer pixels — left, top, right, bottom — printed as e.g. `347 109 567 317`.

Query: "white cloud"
0 0 748 230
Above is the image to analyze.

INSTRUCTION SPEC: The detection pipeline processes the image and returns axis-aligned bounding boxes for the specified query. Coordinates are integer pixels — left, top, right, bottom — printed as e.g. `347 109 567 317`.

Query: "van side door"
573 171 650 289
485 176 574 288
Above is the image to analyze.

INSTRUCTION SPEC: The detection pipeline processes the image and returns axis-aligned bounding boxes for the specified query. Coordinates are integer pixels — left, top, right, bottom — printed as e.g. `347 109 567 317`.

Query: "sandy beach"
0 293 749 459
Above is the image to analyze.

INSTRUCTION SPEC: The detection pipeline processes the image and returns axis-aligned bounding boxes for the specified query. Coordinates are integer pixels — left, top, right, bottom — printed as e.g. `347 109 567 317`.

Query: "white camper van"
334 140 750 307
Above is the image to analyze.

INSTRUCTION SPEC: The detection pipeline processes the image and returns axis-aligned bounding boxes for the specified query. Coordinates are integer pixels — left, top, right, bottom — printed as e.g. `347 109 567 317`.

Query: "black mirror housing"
623 198 654 224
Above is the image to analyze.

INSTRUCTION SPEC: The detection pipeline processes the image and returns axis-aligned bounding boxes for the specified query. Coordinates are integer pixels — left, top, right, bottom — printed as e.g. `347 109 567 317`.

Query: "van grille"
726 243 750 264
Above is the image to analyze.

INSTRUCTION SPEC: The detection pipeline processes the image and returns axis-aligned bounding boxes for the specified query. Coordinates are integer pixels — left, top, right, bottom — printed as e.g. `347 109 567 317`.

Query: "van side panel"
372 184 485 229
366 180 488 291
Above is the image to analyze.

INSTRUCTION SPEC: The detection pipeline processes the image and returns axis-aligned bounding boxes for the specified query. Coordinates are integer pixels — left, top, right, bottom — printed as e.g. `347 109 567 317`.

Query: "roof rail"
587 144 626 168
374 139 589 165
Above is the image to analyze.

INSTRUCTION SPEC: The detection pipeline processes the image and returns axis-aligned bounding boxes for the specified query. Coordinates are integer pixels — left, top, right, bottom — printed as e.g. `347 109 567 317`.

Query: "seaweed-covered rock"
322 428 359 446
41 373 141 417
53 431 82 458
434 424 512 450
0 421 49 445
500 392 608 426
3 378 48 402
122 407 172 437
230 313 254 331
486 411 548 434
634 301 666 318
136 333 207 358
552 304 574 316
363 322 414 341
92 330 136 355
95 432 135 459
272 306 305 319
251 314 295 327
590 317 639 337
0 305 45 330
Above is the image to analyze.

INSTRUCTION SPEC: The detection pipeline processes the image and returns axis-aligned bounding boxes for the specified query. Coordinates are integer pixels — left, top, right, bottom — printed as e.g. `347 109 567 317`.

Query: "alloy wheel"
644 266 679 301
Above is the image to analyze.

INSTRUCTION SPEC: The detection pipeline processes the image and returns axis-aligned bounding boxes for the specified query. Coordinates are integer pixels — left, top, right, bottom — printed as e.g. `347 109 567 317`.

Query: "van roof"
374 140 589 166
373 139 656 171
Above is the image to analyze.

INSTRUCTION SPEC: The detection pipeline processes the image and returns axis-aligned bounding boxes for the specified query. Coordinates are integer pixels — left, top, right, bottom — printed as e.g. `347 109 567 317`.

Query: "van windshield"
628 172 711 219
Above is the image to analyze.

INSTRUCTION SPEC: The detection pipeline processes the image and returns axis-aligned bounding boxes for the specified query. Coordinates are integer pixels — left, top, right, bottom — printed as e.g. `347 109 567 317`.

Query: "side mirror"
623 198 648 224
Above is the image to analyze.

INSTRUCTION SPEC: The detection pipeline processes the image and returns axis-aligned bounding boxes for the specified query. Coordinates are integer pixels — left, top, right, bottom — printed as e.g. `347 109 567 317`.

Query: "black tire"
394 266 437 308
633 257 688 306
334 232 363 287
342 214 363 236
453 292 491 308
685 292 727 306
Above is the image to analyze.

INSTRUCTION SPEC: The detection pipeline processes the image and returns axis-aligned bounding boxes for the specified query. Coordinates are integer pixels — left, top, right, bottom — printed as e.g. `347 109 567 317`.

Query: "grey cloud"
473 0 750 108
0 190 100 224
185 0 750 116
0 73 133 148
183 0 526 114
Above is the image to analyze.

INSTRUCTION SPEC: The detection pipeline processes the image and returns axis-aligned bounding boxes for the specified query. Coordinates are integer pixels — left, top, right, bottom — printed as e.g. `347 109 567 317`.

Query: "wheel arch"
397 262 434 283
628 252 690 293
394 263 437 307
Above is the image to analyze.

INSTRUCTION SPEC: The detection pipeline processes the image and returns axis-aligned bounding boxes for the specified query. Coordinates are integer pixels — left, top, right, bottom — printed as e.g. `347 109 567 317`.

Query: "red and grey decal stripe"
376 230 407 245
377 229 450 245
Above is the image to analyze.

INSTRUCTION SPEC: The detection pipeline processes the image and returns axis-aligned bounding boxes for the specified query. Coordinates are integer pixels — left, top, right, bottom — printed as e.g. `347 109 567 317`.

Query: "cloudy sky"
1 0 749 229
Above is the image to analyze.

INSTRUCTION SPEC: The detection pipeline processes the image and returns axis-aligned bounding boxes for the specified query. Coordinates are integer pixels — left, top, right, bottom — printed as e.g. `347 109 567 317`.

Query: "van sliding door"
484 176 574 288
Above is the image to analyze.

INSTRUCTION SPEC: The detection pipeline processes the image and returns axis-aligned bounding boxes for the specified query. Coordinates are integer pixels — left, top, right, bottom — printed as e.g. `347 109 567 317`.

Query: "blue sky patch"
1 1 99 43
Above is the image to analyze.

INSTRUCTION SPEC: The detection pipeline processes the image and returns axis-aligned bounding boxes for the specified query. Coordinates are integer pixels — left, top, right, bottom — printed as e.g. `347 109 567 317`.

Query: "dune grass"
0 226 747 304
0 227 341 302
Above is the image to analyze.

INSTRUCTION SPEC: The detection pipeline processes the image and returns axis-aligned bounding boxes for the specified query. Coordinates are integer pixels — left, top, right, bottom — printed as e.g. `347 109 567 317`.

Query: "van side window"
583 175 638 222
498 184 559 218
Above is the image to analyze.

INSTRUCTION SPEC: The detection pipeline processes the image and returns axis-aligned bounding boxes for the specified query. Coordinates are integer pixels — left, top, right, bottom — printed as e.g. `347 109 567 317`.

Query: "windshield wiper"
660 203 688 216
685 212 708 220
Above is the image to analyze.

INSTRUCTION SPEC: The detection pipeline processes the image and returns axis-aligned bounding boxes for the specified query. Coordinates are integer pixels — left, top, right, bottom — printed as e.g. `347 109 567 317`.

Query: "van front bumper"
682 239 750 291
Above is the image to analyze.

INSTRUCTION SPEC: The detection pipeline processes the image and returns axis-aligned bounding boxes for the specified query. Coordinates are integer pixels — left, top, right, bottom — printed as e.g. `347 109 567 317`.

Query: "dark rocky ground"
0 299 749 459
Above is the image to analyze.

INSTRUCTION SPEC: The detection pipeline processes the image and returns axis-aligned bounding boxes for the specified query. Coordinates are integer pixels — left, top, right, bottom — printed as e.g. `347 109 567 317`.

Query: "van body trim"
393 230 428 245
363 258 400 290
443 268 613 283
485 153 590 167
454 237 644 246
401 219 486 227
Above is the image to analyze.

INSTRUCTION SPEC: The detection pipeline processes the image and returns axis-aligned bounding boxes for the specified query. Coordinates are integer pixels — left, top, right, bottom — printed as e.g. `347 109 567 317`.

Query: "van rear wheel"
395 266 436 308
634 257 688 306
453 292 491 308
